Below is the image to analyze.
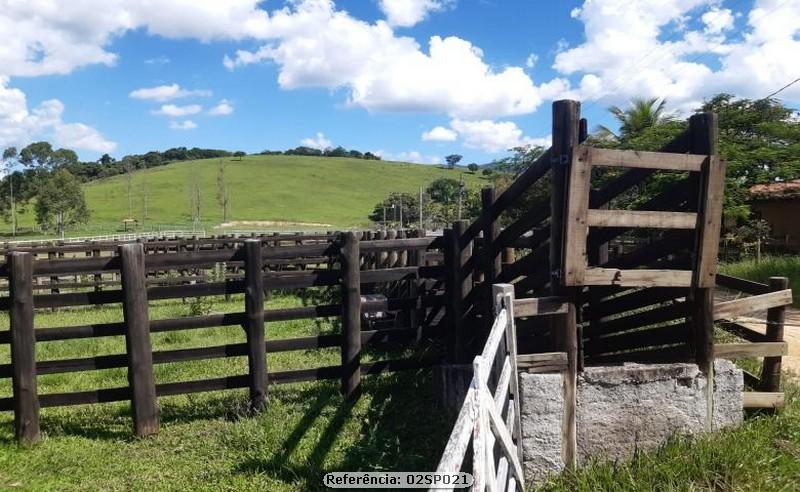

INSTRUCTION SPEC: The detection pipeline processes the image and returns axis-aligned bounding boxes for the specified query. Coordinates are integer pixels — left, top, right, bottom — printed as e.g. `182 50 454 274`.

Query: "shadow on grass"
233 371 451 490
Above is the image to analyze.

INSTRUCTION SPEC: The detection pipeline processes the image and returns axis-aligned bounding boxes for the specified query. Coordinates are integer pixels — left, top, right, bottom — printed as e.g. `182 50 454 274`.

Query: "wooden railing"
715 274 792 409
1 232 447 443
434 284 524 492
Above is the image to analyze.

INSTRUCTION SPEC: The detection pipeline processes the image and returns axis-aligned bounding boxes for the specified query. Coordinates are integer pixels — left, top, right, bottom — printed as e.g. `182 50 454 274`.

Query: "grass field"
721 256 800 306
7 156 487 237
0 294 450 491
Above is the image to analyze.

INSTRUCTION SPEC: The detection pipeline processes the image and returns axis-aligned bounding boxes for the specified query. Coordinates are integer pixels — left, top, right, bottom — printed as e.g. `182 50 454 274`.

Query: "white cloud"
378 0 449 27
129 84 211 102
422 126 457 142
449 119 549 153
152 104 203 117
169 120 198 130
374 150 442 165
701 7 734 34
208 99 234 116
0 1 271 77
223 1 563 119
526 53 538 68
553 0 800 110
0 77 116 153
300 132 332 150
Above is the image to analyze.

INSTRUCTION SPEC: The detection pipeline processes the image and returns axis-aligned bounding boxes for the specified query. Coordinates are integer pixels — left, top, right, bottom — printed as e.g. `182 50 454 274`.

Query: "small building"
749 179 800 250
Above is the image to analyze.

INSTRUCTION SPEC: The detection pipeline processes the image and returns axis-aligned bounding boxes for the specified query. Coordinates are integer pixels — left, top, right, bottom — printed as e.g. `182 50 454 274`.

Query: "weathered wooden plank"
713 290 793 320
715 274 771 295
119 243 158 437
244 240 267 412
715 342 788 359
514 296 570 317
434 387 476 476
480 388 525 488
585 146 706 172
586 210 697 230
340 232 362 402
517 352 568 373
8 252 39 443
717 321 768 343
583 268 693 287
551 99 581 292
761 277 789 393
562 145 592 286
742 392 784 409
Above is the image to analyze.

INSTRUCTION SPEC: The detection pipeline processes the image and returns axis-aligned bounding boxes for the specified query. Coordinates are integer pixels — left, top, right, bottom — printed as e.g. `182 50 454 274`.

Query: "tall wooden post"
244 239 267 412
688 112 719 373
481 187 501 287
341 232 362 401
119 243 158 437
550 99 581 294
760 276 789 393
9 252 39 444
444 227 464 363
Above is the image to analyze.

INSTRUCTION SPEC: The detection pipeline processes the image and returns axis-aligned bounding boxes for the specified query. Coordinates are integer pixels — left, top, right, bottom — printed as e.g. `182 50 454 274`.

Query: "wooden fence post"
244 239 267 412
119 243 158 437
444 227 464 363
471 355 487 492
9 252 39 444
558 303 578 469
481 187 501 288
493 283 523 465
341 232 362 401
760 276 789 393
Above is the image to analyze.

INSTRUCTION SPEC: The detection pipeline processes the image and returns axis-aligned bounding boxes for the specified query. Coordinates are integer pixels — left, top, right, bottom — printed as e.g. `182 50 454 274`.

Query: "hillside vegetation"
11 155 486 234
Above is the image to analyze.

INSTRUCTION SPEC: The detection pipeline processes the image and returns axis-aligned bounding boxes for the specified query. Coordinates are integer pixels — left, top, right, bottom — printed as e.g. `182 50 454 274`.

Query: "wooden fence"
1 231 448 443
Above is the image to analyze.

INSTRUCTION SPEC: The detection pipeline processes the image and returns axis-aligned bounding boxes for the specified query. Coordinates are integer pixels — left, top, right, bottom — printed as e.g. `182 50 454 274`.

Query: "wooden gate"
434 284 524 492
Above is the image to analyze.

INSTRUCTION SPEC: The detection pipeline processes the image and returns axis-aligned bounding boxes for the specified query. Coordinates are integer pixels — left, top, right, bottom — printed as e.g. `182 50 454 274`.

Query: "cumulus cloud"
152 104 203 117
300 132 332 150
208 99 234 116
449 119 549 153
526 53 538 68
223 0 563 119
378 0 449 27
129 84 211 102
374 150 442 165
0 77 116 153
422 126 457 142
169 120 198 130
554 0 800 110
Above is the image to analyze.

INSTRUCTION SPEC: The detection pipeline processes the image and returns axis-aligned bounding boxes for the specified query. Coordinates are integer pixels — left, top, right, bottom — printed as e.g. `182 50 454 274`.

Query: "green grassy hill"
13 155 488 235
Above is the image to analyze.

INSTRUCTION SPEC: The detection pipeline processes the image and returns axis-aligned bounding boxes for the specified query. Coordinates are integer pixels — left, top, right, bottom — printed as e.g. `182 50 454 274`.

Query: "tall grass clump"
721 255 800 305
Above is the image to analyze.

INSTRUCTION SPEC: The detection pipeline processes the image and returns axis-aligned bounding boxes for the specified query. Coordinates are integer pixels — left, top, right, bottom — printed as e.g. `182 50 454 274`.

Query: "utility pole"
382 206 386 229
419 186 423 232
399 200 403 229
9 170 15 237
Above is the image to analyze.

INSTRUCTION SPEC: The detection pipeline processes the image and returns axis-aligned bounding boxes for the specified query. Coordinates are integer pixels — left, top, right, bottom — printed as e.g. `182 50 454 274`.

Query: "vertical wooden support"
760 276 788 393
47 251 59 294
9 252 39 444
493 284 523 466
481 187 501 287
92 248 102 292
688 112 720 374
444 227 464 363
119 243 158 437
456 220 474 349
341 232 362 401
557 303 578 469
471 355 487 492
550 99 581 293
244 239 267 412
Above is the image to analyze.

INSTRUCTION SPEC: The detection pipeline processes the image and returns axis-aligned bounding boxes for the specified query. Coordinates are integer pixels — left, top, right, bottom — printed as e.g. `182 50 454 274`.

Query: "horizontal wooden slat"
715 342 788 359
514 297 570 317
742 392 784 409
715 274 771 295
713 289 793 319
586 210 697 230
585 146 706 172
517 352 567 373
584 268 693 287
718 321 768 343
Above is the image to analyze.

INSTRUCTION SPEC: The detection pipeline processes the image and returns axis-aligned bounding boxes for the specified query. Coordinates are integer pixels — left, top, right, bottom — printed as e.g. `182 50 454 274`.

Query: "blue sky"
1 0 798 164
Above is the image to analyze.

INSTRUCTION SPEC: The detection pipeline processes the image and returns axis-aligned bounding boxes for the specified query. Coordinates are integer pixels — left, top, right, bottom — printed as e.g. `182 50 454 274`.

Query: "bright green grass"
721 256 800 306
0 294 449 491
9 156 487 236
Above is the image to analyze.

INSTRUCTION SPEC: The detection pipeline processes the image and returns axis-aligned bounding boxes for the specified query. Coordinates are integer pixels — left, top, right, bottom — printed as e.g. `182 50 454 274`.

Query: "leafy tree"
595 97 676 143
492 145 546 175
368 192 420 228
445 154 462 169
2 147 18 234
19 141 54 168
426 178 461 205
467 163 479 173
34 169 89 237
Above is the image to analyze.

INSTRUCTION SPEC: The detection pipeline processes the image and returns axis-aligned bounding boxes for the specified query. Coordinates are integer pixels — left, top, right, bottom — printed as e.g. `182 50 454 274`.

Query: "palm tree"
595 97 675 141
